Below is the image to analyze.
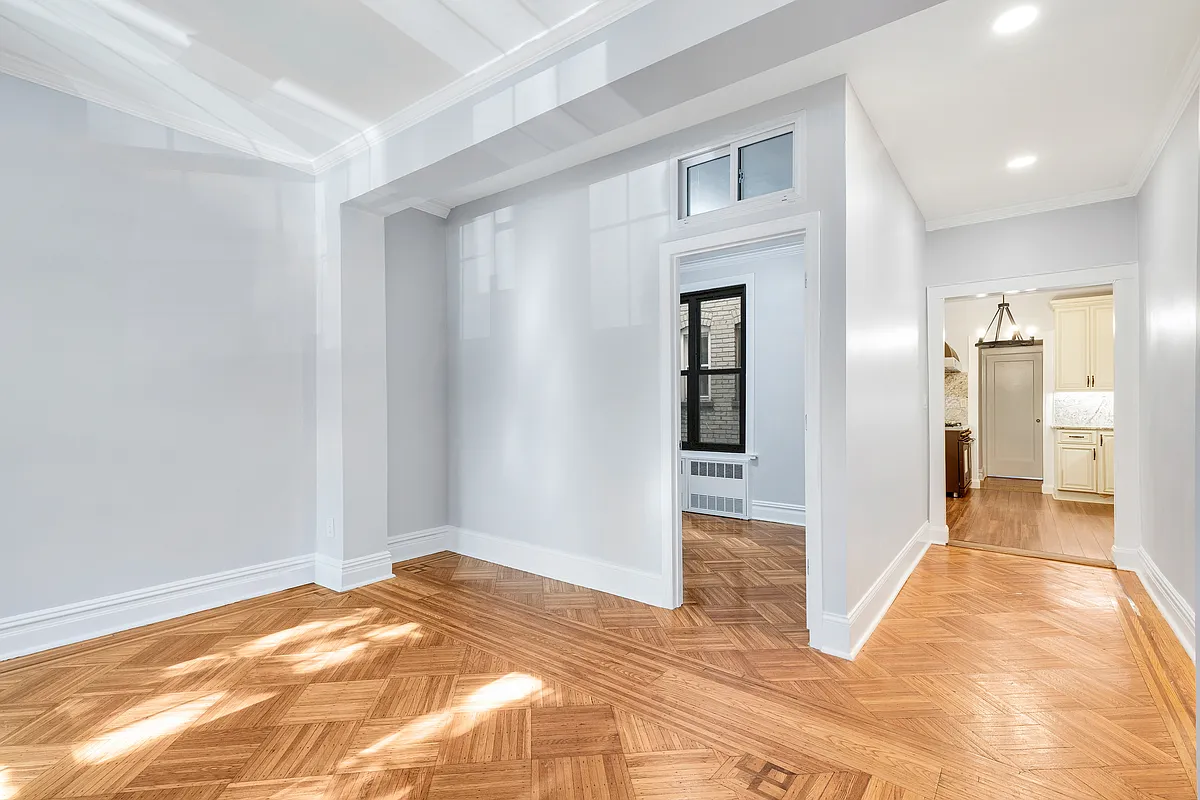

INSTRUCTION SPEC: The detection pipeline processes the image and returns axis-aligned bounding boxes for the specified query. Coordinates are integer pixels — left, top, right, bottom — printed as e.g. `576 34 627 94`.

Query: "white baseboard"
924 523 949 546
0 554 315 663
388 525 453 563
817 522 930 660
452 527 670 608
1118 547 1195 662
314 551 394 593
751 501 806 526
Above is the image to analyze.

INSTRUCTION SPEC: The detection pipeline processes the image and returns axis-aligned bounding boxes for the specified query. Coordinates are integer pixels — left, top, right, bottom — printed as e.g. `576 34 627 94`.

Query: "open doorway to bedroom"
671 232 811 658
942 284 1117 566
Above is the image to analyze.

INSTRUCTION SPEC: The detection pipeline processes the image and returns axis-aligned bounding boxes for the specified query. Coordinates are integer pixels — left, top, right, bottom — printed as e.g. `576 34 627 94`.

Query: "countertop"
1051 424 1114 431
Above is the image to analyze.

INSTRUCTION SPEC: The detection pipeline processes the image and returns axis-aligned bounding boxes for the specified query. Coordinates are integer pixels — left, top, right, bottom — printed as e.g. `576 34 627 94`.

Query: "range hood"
944 342 963 373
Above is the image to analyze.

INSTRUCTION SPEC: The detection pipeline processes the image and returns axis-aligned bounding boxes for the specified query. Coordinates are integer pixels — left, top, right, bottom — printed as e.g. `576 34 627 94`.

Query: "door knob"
1035 418 1041 423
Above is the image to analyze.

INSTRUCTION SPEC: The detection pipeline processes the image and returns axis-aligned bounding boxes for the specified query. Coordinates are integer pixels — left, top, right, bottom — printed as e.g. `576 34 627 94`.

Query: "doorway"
659 213 824 651
934 279 1127 567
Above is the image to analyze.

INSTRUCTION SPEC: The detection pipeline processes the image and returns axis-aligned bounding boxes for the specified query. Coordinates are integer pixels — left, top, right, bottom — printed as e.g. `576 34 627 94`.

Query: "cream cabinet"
1054 428 1114 497
1051 295 1114 390
1099 431 1115 494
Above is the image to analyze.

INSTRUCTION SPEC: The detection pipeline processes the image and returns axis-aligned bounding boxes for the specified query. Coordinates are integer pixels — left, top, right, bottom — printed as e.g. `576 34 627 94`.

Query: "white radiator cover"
682 456 750 519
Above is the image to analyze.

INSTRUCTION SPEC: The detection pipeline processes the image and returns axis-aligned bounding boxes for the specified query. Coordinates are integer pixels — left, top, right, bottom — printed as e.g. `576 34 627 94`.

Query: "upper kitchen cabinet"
1051 295 1114 391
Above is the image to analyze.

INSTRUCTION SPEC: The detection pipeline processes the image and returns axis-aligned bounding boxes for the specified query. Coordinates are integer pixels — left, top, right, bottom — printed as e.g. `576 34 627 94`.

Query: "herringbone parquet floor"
0 517 1193 800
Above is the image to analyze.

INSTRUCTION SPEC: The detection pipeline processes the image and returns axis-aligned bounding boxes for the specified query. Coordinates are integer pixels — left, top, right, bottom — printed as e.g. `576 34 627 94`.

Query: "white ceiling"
0 0 1197 227
0 0 651 166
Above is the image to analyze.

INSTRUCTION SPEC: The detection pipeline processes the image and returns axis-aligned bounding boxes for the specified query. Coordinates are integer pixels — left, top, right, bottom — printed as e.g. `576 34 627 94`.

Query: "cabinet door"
1100 433 1115 494
1090 302 1114 390
1057 444 1098 492
1055 306 1091 390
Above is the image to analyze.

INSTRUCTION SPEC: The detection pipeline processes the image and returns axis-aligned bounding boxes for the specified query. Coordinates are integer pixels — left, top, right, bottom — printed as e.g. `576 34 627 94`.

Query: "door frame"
926 264 1140 561
979 345 1044 480
659 212 823 641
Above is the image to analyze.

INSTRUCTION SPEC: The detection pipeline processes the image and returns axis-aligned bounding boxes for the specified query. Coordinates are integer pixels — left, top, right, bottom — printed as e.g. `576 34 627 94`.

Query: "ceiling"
0 0 1197 227
0 0 651 166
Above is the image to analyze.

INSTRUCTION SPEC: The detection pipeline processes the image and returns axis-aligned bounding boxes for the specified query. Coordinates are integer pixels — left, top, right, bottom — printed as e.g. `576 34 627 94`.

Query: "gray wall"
842 84 928 611
385 209 449 537
926 198 1139 287
446 78 847 576
1136 91 1198 613
0 75 317 617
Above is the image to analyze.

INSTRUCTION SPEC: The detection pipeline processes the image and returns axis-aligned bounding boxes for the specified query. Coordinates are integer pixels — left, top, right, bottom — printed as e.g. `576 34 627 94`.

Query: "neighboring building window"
677 124 796 221
680 285 746 452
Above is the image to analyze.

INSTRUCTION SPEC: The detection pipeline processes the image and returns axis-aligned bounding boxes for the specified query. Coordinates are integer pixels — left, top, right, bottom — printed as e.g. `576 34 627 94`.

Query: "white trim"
412 200 452 219
751 501 806 526
452 528 668 608
388 525 454 563
681 450 758 463
924 524 949 546
926 264 1141 562
1116 548 1196 662
0 555 316 663
314 551 394 593
679 240 805 272
818 523 930 660
925 186 1135 232
659 212 821 643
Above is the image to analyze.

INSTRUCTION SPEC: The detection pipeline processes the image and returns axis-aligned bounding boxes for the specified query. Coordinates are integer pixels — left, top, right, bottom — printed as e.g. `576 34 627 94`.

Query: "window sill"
680 451 757 463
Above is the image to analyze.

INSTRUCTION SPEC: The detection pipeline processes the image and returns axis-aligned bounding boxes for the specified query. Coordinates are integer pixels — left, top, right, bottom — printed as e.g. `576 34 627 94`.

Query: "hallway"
948 478 1115 565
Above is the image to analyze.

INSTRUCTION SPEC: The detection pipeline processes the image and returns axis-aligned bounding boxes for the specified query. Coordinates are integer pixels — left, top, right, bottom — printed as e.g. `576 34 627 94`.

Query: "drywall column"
314 175 393 591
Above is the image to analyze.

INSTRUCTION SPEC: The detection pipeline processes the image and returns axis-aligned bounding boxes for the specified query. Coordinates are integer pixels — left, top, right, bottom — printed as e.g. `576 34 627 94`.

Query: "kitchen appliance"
945 428 973 498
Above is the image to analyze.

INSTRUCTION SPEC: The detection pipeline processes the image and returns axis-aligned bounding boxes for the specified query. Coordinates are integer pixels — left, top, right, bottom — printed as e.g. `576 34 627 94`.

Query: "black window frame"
680 284 746 453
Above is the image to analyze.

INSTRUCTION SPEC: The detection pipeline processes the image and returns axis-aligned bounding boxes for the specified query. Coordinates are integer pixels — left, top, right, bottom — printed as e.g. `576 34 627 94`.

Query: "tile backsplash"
945 370 968 426
1053 392 1114 428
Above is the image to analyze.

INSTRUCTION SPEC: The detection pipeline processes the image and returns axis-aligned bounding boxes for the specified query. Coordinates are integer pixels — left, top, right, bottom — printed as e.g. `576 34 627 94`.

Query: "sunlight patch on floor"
462 673 542 712
73 693 223 763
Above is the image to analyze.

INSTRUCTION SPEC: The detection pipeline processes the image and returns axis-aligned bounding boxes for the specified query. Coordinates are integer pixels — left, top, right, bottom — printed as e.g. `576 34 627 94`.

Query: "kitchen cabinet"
1100 431 1115 494
1051 295 1114 390
1054 428 1113 497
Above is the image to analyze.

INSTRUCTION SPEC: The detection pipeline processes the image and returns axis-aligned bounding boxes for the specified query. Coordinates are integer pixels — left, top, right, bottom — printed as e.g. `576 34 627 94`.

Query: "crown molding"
0 53 316 175
925 185 1136 232
1128 32 1200 196
308 0 659 175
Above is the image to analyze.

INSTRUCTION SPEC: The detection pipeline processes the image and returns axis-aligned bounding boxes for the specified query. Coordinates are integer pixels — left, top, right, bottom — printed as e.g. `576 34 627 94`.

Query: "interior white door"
982 348 1044 479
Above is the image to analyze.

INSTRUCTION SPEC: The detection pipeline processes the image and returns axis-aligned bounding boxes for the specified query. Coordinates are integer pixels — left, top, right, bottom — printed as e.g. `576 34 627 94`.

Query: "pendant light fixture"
975 295 1040 348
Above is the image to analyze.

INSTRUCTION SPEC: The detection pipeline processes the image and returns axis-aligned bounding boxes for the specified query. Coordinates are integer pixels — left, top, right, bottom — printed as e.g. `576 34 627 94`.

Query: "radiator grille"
683 457 750 519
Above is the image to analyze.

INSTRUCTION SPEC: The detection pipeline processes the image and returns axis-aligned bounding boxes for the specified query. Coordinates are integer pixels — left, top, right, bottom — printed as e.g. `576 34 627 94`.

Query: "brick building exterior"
680 295 742 446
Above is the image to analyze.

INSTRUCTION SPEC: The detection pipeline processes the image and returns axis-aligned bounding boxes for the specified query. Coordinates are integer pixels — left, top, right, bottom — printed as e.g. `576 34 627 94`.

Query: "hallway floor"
947 478 1115 565
1 531 1192 799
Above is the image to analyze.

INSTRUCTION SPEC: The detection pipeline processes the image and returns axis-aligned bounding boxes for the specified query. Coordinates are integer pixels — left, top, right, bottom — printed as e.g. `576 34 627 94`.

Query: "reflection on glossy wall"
0 75 317 618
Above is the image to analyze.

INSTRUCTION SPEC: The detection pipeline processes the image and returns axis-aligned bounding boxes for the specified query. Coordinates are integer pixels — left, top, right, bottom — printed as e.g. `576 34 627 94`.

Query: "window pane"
699 296 741 370
699 374 741 447
687 155 731 216
738 132 793 200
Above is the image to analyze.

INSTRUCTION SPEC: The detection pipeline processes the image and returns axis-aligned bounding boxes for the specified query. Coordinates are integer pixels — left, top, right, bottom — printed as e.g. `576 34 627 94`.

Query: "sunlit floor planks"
0 521 1192 800
947 478 1115 565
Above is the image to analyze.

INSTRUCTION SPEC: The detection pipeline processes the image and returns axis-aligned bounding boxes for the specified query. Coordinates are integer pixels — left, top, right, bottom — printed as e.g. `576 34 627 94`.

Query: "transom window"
679 285 746 452
677 124 797 222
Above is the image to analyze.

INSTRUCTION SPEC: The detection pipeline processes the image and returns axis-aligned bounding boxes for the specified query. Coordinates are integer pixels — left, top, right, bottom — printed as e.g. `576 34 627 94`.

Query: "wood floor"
0 529 1193 800
947 479 1115 565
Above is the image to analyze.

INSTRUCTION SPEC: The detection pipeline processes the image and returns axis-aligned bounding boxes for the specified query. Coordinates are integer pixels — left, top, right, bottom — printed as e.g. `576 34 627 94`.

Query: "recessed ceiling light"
1025 288 1038 292
975 293 988 298
1006 154 1038 171
993 5 1038 35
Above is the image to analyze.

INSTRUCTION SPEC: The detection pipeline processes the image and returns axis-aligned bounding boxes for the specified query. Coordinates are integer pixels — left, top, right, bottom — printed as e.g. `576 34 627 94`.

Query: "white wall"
840 85 928 627
385 210 449 537
679 245 806 513
1136 91 1198 616
943 292 1060 487
0 75 317 618
445 78 847 588
926 199 1138 287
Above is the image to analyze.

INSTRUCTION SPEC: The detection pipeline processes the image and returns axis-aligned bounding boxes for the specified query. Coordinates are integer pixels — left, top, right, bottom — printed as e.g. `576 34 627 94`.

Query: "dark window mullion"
687 297 701 449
